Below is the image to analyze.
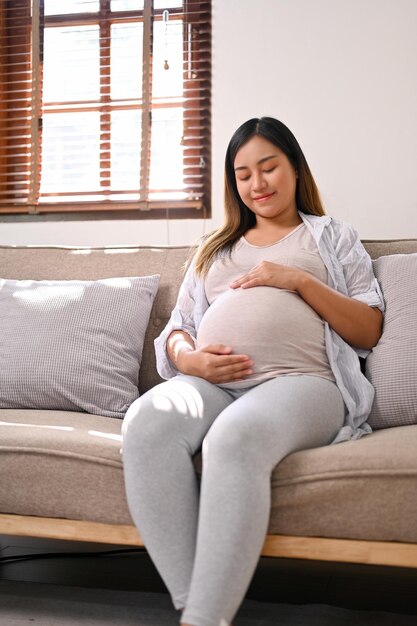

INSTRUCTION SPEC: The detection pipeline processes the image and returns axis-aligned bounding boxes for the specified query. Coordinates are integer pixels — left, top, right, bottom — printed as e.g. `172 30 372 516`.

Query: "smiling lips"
253 192 275 202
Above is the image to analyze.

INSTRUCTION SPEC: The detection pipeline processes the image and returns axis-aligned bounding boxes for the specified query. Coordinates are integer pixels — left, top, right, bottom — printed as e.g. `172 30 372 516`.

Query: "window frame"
0 0 211 219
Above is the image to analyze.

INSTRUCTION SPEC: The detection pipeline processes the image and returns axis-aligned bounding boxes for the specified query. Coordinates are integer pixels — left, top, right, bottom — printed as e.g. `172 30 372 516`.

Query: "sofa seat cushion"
0 409 131 524
1 409 416 543
270 425 417 542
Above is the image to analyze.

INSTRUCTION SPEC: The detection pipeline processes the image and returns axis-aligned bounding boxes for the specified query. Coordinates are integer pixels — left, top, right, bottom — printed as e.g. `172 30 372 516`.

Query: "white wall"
1 0 417 246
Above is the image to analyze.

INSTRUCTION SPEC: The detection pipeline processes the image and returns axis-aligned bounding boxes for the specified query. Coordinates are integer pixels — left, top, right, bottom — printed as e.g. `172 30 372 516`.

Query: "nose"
252 170 267 192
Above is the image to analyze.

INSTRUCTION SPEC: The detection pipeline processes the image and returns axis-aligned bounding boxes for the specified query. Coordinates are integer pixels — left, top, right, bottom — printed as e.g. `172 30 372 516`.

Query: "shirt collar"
299 211 331 243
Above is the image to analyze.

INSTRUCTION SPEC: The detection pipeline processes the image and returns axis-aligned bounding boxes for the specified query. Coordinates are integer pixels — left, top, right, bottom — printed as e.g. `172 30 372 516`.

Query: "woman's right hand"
167 330 253 384
177 344 253 384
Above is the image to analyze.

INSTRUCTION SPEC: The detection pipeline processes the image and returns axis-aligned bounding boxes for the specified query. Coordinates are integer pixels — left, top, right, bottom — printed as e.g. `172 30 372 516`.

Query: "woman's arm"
166 330 253 384
230 262 383 350
295 271 383 349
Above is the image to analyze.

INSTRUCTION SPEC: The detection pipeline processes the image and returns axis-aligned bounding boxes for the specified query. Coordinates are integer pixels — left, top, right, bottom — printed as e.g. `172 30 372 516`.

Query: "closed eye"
237 165 276 182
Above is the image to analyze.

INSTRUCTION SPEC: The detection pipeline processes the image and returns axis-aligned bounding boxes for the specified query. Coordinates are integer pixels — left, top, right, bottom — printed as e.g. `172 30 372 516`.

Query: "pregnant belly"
196 287 330 387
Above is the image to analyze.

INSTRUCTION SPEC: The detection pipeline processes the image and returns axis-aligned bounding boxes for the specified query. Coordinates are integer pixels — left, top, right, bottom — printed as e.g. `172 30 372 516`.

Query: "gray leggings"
122 374 345 626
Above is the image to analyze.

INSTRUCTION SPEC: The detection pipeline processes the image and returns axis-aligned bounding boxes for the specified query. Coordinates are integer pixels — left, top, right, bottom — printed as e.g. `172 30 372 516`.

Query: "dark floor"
1 535 416 617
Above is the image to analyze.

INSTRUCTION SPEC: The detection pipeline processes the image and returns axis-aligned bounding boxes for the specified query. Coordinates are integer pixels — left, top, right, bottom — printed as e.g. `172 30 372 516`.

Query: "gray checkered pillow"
366 254 417 429
0 275 160 418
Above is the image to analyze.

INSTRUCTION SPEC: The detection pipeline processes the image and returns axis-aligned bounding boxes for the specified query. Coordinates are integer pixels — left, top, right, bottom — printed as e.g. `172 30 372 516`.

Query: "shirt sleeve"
333 221 385 312
154 254 199 380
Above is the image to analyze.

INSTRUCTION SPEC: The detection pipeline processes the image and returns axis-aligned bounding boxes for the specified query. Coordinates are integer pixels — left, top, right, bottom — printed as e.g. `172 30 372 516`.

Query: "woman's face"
233 135 298 225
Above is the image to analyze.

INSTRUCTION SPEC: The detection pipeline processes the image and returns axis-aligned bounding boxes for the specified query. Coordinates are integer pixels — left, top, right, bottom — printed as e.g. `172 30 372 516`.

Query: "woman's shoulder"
301 212 364 262
302 212 356 233
301 212 358 243
324 218 371 269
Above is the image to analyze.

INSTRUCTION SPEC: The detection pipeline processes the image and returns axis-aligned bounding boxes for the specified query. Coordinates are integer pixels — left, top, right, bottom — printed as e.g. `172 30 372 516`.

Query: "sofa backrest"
362 239 417 258
0 245 191 393
1 239 416 394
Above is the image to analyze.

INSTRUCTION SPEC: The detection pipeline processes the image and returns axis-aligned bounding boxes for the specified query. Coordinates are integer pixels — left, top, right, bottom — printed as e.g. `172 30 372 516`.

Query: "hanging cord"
163 10 170 70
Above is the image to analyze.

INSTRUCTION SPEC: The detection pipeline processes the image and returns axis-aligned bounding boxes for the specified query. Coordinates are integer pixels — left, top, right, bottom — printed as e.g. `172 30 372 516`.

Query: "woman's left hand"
230 261 304 292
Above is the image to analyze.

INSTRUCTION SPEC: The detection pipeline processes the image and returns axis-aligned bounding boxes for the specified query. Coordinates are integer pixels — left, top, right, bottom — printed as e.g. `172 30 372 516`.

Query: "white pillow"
0 275 160 418
366 254 417 429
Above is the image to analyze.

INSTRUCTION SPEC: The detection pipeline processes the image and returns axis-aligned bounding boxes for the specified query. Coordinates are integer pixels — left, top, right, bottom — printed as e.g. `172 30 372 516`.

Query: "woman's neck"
244 215 303 246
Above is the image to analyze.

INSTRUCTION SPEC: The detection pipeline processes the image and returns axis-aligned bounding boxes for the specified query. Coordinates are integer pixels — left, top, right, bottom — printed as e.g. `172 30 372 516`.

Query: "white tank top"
196 224 335 389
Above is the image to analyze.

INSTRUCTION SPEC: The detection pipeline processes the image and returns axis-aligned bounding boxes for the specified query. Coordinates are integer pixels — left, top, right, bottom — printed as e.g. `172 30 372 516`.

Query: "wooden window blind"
0 0 211 217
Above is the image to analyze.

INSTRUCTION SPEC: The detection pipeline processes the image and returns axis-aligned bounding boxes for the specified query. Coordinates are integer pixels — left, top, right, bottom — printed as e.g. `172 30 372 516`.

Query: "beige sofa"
0 240 416 570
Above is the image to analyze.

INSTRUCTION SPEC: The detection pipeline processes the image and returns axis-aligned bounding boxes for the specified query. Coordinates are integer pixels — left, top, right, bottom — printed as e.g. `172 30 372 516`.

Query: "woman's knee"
122 377 217 461
122 385 176 458
122 396 153 459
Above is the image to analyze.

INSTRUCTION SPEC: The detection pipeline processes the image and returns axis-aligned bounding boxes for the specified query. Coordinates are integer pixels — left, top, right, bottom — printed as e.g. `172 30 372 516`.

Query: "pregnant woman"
122 117 384 626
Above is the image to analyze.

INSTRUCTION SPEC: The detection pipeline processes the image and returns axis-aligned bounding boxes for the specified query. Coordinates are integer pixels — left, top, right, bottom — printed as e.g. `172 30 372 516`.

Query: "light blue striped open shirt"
155 212 385 443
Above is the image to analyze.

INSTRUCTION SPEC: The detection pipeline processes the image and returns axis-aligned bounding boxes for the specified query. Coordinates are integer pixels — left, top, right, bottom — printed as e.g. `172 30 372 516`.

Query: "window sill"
0 207 210 222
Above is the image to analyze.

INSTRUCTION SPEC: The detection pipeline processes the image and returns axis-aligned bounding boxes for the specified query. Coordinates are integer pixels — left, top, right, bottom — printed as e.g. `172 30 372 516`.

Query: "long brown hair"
194 117 325 276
